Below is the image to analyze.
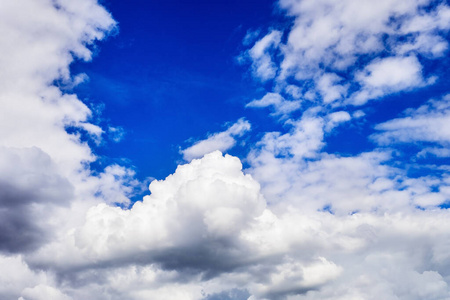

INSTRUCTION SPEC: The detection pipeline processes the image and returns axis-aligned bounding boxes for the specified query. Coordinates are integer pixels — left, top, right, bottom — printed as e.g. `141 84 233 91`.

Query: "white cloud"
353 56 425 104
0 0 139 296
4 150 448 299
373 94 450 146
73 151 266 261
243 0 450 112
1 0 450 299
418 147 450 158
247 107 450 213
396 4 450 57
325 111 351 132
247 30 282 81
316 73 348 104
181 118 251 161
247 92 301 117
0 0 136 258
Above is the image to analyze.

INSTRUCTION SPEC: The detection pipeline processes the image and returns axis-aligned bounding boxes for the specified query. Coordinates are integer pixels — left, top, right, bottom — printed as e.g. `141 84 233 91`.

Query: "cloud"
108 126 126 143
181 119 251 161
243 29 261 46
0 0 139 294
247 104 450 213
373 94 450 146
316 73 348 104
1 150 447 299
1 0 450 299
246 30 282 81
73 151 266 267
324 111 351 132
0 255 67 300
243 0 450 114
247 93 301 118
21 150 447 299
353 55 426 104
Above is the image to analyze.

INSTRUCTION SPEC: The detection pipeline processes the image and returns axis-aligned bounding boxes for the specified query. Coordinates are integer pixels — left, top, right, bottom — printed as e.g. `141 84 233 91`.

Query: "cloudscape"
1 0 450 299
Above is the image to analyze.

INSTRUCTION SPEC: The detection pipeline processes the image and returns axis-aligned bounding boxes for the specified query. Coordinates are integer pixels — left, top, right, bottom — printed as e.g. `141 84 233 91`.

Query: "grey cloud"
0 208 47 253
0 147 74 207
0 147 73 253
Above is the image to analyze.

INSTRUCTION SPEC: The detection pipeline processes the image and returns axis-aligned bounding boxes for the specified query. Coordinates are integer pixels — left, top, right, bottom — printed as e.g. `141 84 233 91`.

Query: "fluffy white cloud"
353 56 426 104
74 151 265 262
244 0 450 113
19 285 73 300
18 149 449 300
181 119 251 161
324 111 351 132
0 148 445 299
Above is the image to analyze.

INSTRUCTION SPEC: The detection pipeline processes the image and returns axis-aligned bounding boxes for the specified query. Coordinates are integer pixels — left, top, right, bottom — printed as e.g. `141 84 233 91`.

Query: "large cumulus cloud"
74 151 265 270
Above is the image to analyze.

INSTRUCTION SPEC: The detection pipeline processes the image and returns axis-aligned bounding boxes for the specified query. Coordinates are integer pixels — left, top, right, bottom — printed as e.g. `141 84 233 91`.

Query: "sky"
1 0 450 299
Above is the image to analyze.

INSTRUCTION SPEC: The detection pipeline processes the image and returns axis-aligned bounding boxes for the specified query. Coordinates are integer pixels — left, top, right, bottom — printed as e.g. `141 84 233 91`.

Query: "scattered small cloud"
108 126 126 143
181 118 251 161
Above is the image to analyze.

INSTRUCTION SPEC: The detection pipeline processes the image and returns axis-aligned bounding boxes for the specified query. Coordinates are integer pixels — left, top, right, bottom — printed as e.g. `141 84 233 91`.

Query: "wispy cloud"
243 0 450 110
373 94 450 146
181 118 251 161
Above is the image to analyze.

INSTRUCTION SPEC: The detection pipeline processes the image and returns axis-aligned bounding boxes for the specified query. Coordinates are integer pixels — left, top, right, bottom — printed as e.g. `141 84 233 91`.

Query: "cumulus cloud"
181 119 251 161
23 150 450 300
73 151 265 266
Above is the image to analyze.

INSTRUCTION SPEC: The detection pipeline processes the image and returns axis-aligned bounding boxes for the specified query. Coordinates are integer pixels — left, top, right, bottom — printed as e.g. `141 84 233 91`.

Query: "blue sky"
75 0 450 200
72 0 281 181
1 0 450 299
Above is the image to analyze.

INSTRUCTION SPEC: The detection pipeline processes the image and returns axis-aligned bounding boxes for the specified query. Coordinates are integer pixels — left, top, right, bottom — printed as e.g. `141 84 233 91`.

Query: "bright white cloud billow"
1 0 450 299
